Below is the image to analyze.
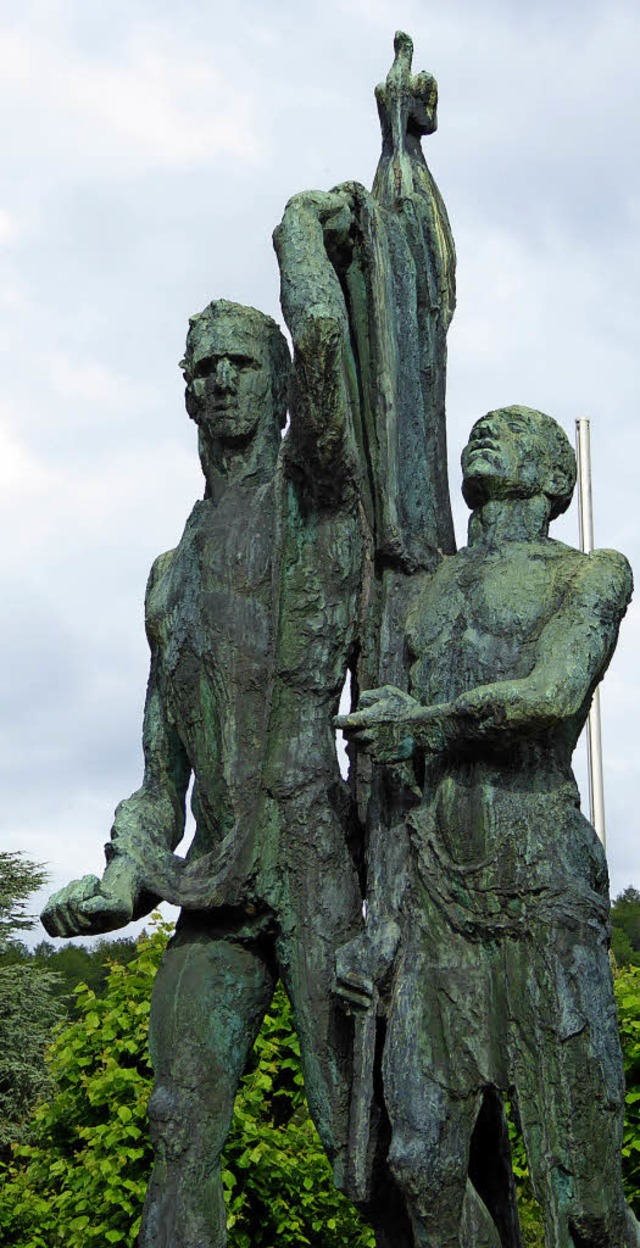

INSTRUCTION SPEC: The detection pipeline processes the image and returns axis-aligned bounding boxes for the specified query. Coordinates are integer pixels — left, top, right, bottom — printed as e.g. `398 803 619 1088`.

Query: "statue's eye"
193 359 216 379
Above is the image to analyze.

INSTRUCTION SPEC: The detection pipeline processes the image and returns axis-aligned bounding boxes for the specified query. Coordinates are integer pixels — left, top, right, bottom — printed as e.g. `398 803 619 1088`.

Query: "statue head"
461 405 576 520
180 300 290 446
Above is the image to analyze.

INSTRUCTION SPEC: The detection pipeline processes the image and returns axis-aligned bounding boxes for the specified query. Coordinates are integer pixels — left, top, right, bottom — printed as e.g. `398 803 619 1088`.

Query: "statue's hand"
277 189 355 265
335 686 420 763
335 920 400 1012
356 685 419 713
41 867 137 938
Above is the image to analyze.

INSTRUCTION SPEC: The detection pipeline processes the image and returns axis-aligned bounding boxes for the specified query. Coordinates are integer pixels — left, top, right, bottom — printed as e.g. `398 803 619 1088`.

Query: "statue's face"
461 410 549 508
185 313 274 444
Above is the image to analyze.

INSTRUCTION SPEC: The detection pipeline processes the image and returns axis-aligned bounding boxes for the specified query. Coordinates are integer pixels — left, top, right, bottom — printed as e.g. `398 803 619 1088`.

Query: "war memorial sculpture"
42 31 637 1248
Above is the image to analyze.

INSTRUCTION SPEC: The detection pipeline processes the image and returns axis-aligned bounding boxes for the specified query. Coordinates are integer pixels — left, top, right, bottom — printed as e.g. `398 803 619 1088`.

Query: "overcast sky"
2 0 639 945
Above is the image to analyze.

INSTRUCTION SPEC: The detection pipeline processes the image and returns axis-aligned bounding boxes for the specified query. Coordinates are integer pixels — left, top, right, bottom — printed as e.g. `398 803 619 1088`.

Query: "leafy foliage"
615 963 640 1212
0 964 65 1162
223 987 374 1248
0 919 373 1248
0 926 159 1247
0 853 64 1161
612 888 640 968
0 936 139 1014
506 1110 545 1247
0 852 48 947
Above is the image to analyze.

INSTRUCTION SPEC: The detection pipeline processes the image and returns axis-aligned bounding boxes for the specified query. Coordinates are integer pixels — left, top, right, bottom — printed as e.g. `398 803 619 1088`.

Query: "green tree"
35 936 138 1011
0 964 64 1161
612 888 640 964
615 963 640 1212
0 852 47 946
7 904 640 1246
0 933 140 1014
612 924 640 970
0 852 64 1162
0 920 373 1248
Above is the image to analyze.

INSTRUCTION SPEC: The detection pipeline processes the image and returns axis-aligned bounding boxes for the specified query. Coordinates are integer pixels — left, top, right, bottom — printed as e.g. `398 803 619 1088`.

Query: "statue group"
42 33 637 1248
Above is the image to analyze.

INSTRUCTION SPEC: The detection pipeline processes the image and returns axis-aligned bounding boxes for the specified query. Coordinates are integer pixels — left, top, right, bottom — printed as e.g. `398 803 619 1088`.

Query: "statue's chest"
153 489 276 668
408 548 559 701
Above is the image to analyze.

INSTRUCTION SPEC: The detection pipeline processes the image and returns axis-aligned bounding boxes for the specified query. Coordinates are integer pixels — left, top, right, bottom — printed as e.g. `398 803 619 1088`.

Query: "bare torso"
405 539 621 931
146 483 277 860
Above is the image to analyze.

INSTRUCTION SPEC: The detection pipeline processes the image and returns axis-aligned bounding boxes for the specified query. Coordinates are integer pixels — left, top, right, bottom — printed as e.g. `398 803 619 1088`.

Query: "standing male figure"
42 289 367 1246
339 406 637 1247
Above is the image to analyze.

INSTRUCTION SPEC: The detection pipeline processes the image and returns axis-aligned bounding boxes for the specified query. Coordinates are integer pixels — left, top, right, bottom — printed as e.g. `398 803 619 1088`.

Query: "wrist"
102 850 143 902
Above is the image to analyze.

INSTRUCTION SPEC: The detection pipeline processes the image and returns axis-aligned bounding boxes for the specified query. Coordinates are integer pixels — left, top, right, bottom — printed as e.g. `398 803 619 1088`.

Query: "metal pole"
575 419 606 850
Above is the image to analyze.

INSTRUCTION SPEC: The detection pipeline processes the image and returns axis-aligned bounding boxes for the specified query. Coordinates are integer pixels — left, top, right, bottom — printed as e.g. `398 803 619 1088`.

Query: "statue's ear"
545 462 574 517
555 460 575 495
547 466 565 496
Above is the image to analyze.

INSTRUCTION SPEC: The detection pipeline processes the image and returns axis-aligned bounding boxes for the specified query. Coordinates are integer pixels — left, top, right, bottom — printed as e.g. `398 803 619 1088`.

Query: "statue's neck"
467 496 551 549
199 432 278 505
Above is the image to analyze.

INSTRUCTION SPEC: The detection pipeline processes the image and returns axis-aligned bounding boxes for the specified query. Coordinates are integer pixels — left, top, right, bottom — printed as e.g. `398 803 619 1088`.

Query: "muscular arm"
273 190 360 495
339 550 633 762
106 650 190 893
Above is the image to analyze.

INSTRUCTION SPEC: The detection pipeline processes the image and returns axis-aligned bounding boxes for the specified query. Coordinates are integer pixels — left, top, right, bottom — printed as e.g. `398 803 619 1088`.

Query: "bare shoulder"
146 548 177 600
547 539 633 614
144 548 177 646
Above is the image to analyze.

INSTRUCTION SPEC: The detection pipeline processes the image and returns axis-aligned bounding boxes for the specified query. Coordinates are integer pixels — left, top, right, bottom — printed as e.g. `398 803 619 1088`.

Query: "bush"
615 963 640 1212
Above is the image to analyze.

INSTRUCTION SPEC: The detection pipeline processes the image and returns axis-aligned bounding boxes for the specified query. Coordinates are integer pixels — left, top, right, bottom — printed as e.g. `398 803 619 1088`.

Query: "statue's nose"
215 358 236 390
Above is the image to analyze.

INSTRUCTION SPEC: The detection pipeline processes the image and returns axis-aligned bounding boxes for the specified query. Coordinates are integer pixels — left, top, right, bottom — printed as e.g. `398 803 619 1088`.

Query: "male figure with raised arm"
338 405 638 1248
42 283 369 1245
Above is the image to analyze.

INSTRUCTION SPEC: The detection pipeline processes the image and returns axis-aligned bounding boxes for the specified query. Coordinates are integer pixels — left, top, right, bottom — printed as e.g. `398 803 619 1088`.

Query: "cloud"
0 19 266 179
0 210 20 245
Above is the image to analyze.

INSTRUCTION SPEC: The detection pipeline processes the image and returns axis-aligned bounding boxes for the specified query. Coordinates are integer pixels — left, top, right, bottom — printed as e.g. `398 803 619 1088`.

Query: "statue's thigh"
384 957 479 1219
149 921 276 1095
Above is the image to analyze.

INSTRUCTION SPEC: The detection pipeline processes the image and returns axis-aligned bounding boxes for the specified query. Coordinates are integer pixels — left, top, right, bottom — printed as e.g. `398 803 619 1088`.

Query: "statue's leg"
386 1070 478 1248
138 917 276 1248
275 788 362 1189
382 935 488 1248
279 916 419 1248
508 923 631 1248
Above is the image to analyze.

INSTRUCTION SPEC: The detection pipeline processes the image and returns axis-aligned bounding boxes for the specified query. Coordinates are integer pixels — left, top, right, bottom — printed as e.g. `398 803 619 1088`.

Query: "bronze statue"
338 405 637 1247
40 30 635 1248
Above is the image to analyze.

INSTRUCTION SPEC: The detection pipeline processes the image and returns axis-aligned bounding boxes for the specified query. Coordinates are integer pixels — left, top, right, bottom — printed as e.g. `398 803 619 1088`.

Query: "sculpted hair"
540 411 577 519
486 405 577 519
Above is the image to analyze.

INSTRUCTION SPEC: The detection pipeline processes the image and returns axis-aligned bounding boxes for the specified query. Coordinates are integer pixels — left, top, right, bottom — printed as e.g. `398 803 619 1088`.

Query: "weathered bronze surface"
41 31 635 1248
338 404 637 1245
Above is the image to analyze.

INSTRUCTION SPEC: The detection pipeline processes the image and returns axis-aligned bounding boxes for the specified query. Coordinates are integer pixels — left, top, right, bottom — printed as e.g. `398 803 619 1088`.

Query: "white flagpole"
575 418 606 850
